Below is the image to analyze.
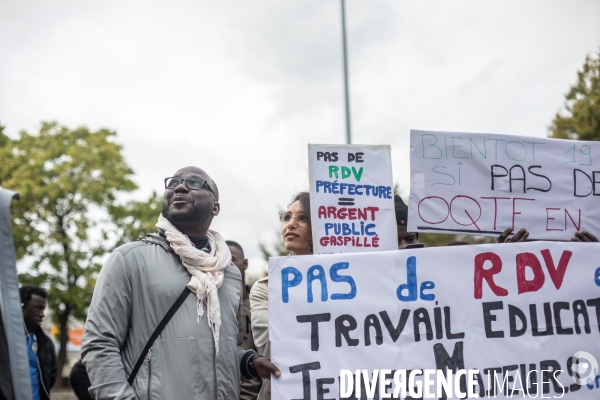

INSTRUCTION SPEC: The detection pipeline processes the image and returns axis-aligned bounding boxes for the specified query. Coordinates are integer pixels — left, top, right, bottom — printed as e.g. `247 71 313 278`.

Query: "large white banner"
308 144 397 254
269 242 600 399
408 130 600 240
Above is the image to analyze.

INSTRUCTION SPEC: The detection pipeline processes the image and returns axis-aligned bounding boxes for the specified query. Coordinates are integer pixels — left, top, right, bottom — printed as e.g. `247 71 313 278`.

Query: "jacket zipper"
147 348 152 400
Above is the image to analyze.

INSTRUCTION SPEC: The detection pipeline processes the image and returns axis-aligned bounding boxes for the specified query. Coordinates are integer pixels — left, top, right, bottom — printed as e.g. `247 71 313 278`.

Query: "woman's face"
280 200 312 256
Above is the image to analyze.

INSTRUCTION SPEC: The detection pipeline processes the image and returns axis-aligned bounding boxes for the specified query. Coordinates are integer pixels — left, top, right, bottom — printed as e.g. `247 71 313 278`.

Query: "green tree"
0 122 157 383
550 48 600 140
111 191 162 246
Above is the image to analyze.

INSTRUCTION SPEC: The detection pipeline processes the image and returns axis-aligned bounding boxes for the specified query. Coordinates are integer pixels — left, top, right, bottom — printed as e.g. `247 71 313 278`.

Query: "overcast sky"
2 0 600 275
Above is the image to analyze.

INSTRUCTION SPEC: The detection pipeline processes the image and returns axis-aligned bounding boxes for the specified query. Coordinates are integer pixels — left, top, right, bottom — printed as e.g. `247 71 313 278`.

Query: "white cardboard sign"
269 242 600 399
308 144 397 254
408 130 600 240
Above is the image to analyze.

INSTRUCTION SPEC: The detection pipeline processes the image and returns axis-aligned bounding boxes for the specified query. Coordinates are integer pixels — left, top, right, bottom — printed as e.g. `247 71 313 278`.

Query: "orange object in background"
69 327 84 346
49 325 84 346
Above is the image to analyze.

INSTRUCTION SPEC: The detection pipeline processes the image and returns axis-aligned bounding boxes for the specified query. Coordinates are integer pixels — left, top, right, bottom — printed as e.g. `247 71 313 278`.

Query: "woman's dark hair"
289 192 311 223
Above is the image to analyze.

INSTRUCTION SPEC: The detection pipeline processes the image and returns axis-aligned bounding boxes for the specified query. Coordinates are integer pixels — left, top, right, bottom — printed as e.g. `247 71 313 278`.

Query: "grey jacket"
249 277 270 400
82 233 253 400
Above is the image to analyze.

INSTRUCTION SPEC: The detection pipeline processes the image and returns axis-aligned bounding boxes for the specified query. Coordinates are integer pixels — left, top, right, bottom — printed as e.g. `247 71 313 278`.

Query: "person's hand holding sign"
571 231 599 242
496 227 529 243
248 356 281 395
252 356 281 380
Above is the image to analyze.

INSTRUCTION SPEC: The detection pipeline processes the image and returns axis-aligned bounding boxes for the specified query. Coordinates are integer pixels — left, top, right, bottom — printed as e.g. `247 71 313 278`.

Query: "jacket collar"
139 232 171 251
30 325 50 347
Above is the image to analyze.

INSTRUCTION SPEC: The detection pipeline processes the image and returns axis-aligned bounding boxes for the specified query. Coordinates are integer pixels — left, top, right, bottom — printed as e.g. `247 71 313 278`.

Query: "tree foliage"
550 48 600 141
0 122 157 382
111 191 162 246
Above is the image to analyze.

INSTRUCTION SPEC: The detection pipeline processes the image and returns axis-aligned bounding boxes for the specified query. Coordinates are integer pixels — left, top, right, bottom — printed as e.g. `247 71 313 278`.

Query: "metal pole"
341 0 352 144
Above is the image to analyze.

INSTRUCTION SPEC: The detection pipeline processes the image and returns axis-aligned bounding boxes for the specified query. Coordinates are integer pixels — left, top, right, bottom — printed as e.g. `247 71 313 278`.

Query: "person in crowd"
226 240 262 400
20 285 56 400
82 166 279 400
250 192 313 400
69 359 93 400
394 195 420 249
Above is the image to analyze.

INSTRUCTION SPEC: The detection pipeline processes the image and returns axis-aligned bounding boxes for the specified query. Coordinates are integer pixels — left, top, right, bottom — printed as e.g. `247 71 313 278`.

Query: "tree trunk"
56 307 71 387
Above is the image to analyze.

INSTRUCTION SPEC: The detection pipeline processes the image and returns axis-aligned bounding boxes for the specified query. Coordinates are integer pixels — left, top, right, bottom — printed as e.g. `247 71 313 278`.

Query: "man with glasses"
82 166 279 400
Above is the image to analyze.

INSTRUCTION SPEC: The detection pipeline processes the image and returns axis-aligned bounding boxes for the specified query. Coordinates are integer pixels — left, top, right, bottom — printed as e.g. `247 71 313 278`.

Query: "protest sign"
269 242 600 399
408 130 600 240
308 144 397 254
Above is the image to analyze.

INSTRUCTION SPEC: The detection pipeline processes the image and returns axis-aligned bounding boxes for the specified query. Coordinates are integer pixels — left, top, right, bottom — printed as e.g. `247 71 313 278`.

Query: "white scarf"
156 214 231 355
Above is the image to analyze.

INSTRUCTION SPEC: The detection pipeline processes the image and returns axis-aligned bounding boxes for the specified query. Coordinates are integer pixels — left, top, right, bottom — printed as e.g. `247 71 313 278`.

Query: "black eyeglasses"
164 177 215 197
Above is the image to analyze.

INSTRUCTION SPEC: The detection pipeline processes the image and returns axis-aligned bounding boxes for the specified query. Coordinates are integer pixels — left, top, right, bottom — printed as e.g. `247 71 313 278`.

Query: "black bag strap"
128 287 192 385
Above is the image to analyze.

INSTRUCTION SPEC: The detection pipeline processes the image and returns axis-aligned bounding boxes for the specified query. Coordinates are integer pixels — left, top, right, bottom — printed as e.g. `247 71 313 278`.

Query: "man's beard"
161 198 212 225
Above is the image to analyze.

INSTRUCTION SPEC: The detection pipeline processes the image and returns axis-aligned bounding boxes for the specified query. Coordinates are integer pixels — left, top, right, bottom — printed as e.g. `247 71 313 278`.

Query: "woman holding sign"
250 192 313 400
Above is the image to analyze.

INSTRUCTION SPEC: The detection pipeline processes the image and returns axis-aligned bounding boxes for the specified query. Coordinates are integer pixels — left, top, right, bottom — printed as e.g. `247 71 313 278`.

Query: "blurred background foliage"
0 121 158 381
550 48 600 141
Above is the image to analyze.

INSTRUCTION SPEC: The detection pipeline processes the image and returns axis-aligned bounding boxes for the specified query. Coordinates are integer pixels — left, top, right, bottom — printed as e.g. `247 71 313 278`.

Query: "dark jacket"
33 325 58 400
70 360 93 400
